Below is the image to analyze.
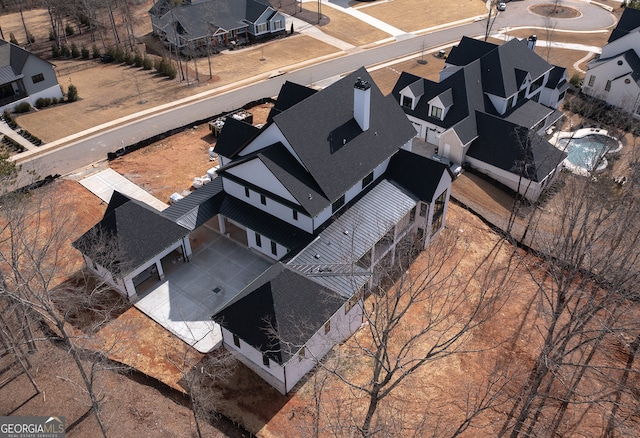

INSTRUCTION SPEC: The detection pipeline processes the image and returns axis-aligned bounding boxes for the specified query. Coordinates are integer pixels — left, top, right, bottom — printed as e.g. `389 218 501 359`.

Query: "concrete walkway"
318 0 410 39
0 119 37 152
79 168 168 211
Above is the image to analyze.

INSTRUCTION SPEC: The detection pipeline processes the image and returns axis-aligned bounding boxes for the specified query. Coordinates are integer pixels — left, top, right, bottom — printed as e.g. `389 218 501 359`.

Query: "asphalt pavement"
13 0 618 188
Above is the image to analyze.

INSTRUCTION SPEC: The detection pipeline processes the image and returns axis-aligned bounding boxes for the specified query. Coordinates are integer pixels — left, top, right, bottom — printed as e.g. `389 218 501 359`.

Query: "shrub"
134 51 143 68
113 46 125 63
66 84 78 102
9 33 18 45
570 73 582 87
92 44 100 59
35 98 46 109
60 44 70 58
105 46 116 58
51 97 58 105
142 56 153 70
14 102 31 113
124 51 134 65
51 43 61 58
49 30 55 41
65 23 74 36
71 43 80 58
81 45 90 59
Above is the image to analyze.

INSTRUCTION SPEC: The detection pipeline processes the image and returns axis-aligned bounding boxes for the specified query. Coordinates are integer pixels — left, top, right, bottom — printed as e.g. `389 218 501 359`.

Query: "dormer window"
430 106 443 120
401 95 413 109
529 75 544 93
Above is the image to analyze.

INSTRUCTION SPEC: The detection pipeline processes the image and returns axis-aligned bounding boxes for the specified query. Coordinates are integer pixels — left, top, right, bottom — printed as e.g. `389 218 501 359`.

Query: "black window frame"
260 194 266 205
244 187 250 198
255 233 262 247
233 334 240 348
31 73 44 84
271 241 277 256
362 171 374 189
332 194 345 213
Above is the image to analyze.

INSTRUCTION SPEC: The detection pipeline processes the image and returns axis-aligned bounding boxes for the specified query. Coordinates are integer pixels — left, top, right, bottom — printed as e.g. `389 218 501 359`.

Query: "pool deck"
549 128 623 175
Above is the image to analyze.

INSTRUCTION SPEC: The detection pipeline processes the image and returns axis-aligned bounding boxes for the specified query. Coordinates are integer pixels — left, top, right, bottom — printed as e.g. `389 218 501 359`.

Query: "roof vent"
314 254 321 259
343 230 349 235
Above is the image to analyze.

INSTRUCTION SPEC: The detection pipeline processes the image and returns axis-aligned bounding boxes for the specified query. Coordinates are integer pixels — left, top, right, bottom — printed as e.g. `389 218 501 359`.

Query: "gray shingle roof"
608 8 640 43
213 263 345 365
73 191 190 275
272 67 417 203
466 112 566 182
161 177 225 230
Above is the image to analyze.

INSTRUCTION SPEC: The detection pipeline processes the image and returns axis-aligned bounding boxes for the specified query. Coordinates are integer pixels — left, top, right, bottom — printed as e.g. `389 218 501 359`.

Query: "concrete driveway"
134 224 273 353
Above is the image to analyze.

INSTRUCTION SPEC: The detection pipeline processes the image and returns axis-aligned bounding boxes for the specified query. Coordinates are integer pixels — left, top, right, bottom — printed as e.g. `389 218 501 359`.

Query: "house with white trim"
75 67 453 394
582 8 640 117
392 36 568 202
149 0 287 53
0 39 63 112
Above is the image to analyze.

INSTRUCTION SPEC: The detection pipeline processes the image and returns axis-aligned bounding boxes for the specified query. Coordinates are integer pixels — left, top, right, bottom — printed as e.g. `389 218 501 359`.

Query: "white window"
273 20 283 31
430 106 442 119
402 95 413 109
256 23 268 34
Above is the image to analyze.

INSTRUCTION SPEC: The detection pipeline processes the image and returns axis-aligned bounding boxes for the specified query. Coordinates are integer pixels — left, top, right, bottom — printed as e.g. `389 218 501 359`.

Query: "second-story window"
430 106 442 119
260 194 266 205
271 241 277 256
362 171 374 189
255 233 262 247
401 95 413 109
605 80 612 92
332 195 345 213
588 75 596 87
244 187 250 198
293 210 298 220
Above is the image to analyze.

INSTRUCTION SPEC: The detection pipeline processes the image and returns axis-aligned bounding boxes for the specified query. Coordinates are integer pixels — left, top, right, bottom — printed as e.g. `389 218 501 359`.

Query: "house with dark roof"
392 36 568 202
73 191 192 300
148 0 286 53
75 67 452 393
582 8 640 116
0 39 62 112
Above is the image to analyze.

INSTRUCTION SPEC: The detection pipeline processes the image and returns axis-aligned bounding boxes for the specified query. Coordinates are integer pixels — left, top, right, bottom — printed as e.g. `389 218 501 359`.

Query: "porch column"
369 246 375 271
390 225 397 267
124 278 137 301
218 215 227 235
182 236 192 261
155 259 165 281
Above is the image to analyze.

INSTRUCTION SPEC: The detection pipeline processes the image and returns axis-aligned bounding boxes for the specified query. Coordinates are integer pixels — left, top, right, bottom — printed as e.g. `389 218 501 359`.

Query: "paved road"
15 0 616 187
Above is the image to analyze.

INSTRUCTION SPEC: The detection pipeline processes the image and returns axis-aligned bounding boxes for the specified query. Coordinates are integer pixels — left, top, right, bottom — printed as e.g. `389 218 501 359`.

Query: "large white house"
0 39 63 112
75 67 453 394
582 8 640 116
392 36 568 202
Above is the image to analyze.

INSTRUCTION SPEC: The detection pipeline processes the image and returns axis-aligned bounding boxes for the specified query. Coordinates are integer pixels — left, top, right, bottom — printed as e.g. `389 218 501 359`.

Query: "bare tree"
0 179 130 437
298 224 516 437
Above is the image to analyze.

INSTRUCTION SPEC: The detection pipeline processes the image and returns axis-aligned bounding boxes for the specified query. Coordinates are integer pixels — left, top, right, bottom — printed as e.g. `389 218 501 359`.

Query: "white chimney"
354 77 371 131
527 35 537 51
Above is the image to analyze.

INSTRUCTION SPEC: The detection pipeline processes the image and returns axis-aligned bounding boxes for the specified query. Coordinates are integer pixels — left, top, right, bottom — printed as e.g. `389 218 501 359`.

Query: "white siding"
225 159 298 203
238 124 305 169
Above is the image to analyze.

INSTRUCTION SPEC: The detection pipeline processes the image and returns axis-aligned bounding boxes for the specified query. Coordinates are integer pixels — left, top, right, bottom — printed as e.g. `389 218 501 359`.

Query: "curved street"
15 0 618 187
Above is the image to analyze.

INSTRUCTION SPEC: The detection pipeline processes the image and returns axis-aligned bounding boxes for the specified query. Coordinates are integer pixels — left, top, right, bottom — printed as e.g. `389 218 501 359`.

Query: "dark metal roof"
272 67 417 203
213 263 345 365
287 179 416 297
501 99 557 129
220 196 313 250
162 177 225 230
73 191 190 275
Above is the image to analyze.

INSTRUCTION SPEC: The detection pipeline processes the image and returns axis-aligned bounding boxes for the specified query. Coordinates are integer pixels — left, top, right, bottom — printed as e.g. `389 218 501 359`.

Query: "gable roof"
609 7 640 43
213 116 260 158
385 149 451 202
267 81 318 122
73 191 189 274
466 112 567 182
0 39 51 86
149 0 272 42
162 177 225 230
213 263 345 364
270 67 417 203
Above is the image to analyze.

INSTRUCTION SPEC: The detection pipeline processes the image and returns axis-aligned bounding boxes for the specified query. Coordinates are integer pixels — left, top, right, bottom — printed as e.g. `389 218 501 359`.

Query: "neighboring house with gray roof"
148 0 286 53
0 39 62 112
392 36 568 202
75 67 453 394
582 8 640 116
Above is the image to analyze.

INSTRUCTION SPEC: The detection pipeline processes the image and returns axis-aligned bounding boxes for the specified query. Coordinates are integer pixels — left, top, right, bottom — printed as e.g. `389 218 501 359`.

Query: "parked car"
497 2 507 11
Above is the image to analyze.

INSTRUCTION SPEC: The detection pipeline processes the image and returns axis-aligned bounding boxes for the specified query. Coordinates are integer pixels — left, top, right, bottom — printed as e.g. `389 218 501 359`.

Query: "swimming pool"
553 129 623 175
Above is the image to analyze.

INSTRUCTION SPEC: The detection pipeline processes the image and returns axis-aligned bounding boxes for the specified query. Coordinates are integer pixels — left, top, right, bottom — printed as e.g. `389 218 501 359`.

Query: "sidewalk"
0 119 37 152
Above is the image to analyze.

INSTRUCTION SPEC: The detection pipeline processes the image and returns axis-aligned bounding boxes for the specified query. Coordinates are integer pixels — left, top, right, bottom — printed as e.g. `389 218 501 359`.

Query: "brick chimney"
354 77 371 131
